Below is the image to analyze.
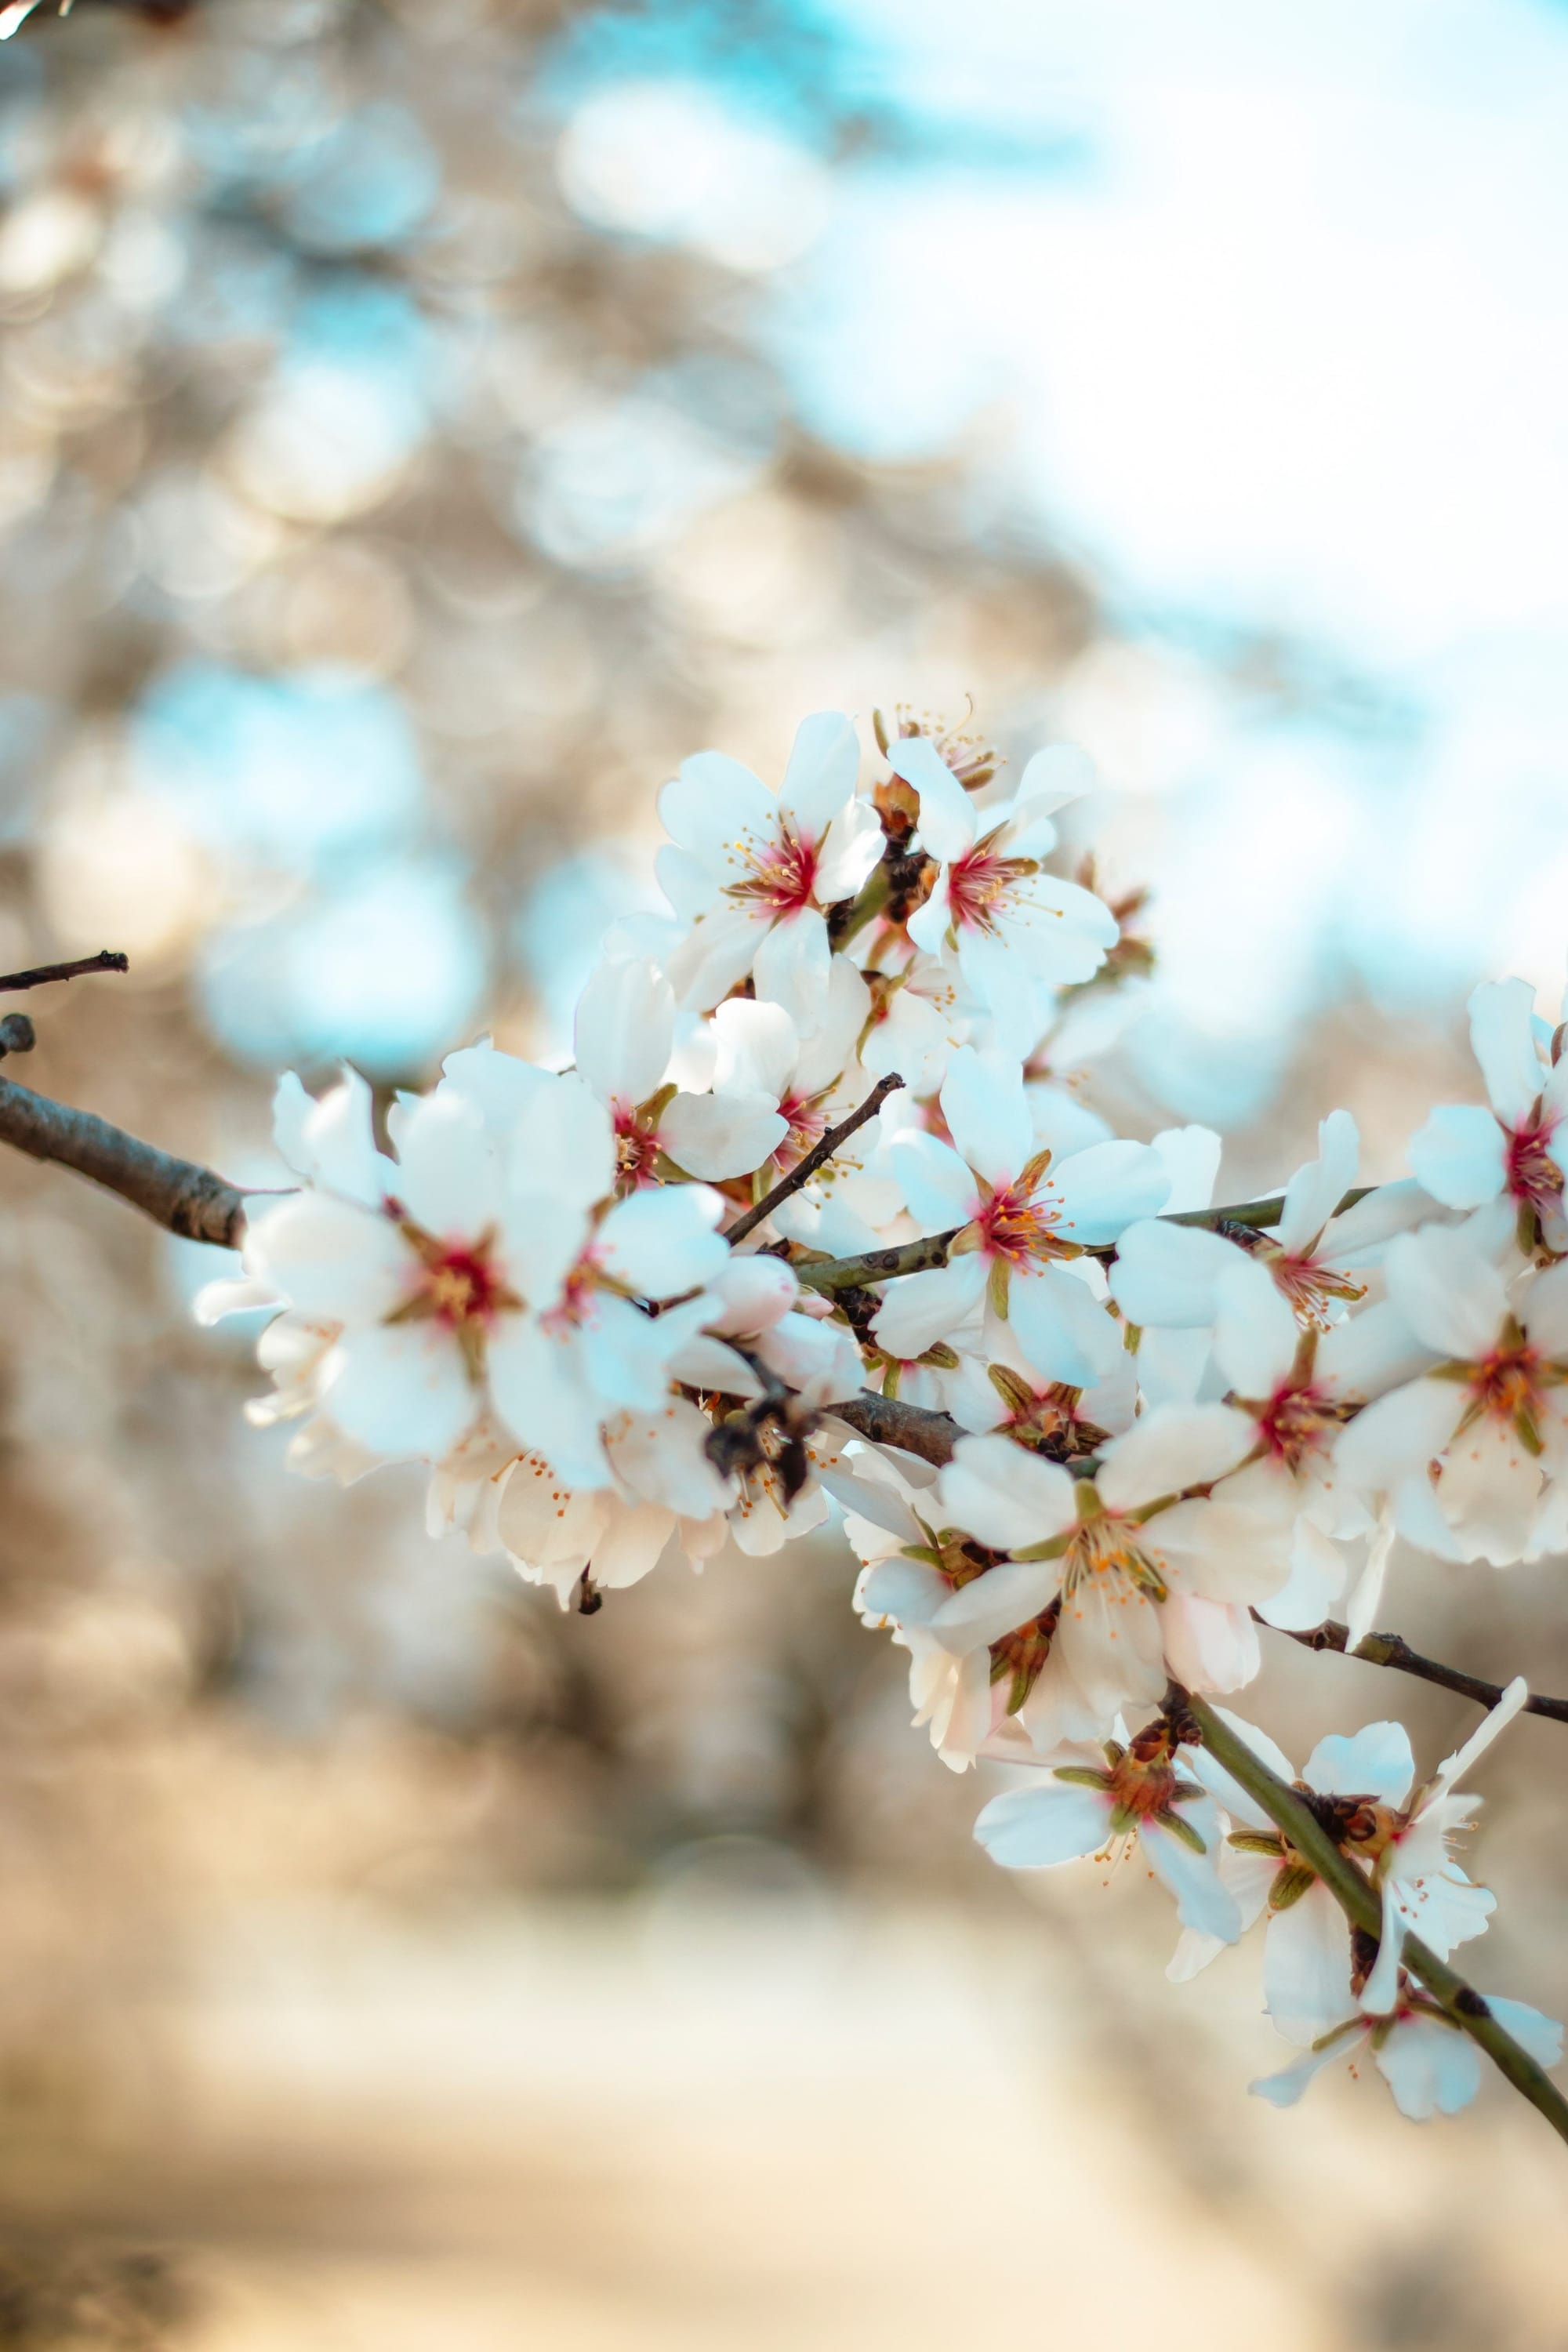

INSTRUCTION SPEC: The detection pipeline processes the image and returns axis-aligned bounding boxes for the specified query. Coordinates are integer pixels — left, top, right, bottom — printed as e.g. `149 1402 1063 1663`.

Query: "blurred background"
0 0 1566 2343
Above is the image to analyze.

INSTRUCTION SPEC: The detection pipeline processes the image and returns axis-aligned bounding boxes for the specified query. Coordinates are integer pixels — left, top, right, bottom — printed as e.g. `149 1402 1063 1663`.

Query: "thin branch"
0 949 129 992
1179 1686 1568 2148
797 1227 962 1294
1265 1613 1568 1726
0 1075 249 1247
829 1391 962 1465
799 1185 1380 1291
726 1072 905 1247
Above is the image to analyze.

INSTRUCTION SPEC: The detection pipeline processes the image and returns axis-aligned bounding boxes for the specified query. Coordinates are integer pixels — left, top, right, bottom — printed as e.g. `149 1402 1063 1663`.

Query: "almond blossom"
930 1407 1288 1724
974 1715 1242 1940
887 732 1119 1053
873 1044 1169 1385
659 711 884 1014
1408 976 1568 1249
1251 1989 1562 2122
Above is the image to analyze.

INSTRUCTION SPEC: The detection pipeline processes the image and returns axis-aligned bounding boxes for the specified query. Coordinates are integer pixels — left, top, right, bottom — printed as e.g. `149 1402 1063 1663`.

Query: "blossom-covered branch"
1180 1689 1568 2146
6 699 1568 2143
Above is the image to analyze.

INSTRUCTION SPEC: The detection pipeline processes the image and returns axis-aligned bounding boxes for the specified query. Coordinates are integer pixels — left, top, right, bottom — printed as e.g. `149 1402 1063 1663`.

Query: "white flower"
573 952 787 1187
1408 977 1568 1248
1251 1991 1562 2122
1357 1678 1526 2014
1334 1211 1568 1565
841 1444 1098 1766
856 953 971 1096
888 734 1118 1050
873 1045 1169 1385
974 1718 1243 1940
1178 1712 1497 2038
1207 1257 1436 1627
931 1407 1281 1725
1109 1110 1371 1340
659 711 884 1014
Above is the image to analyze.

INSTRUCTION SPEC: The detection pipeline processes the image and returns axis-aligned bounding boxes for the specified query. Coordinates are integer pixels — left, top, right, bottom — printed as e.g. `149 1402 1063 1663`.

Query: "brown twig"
0 1075 249 1246
797 1227 962 1294
725 1072 904 1247
0 949 129 993
1265 1613 1568 1726
829 1391 962 1465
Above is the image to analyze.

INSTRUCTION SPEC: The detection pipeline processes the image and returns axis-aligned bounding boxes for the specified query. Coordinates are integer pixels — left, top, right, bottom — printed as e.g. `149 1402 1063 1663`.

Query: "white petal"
778 709 858 838
497 1194 591 1308
1212 1254 1299 1399
1374 2013 1480 2119
595 1184 727 1297
890 1131 982 1229
1407 1103 1509 1211
321 1322 477 1461
858 1555 950 1624
1305 1720 1414 1806
973 1778 1112 1868
1144 1803 1243 1939
1098 1403 1255 1513
1158 1592 1261 1691
750 911 827 1029
1332 1377 1462 1494
659 750 775 862
1468 976 1544 1127
1432 1675 1528 1797
1050 1140 1171 1245
891 733 976 862
710 995 799 1102
940 1045 1031 1186
1264 1878 1353 2044
591 1501 677 1588
296 1065 389 1202
1187 1707 1297 1830
574 955 674 1110
1249 2035 1357 2109
1007 1260 1124 1387
666 903 771 1011
511 1073 615 1213
1108 1220 1247 1329
485 1319 610 1490
1486 1997 1565 2070
1150 1123 1224 1215
872 1254 988 1360
1015 742 1095 815
1275 1109 1359 1256
937 1432 1078 1552
394 1092 499 1238
245 1194 410 1323
659 1091 789 1182
930 1559 1061 1652
1521 1259 1568 1357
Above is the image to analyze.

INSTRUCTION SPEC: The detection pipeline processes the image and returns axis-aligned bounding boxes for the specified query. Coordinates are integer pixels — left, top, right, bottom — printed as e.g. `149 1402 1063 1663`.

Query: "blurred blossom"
226 280 430 521
517 848 666 1053
0 187 98 294
557 78 830 272
41 764 215 970
524 392 762 570
132 661 424 873
199 852 485 1074
277 100 441 252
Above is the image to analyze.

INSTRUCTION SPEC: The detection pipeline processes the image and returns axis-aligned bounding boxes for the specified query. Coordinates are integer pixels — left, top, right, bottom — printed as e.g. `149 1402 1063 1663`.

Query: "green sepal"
1268 1864 1317 1914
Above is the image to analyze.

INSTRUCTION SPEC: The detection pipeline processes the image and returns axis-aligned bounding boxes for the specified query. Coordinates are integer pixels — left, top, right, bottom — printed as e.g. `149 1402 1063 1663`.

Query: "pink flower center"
614 1106 662 1189
978 1179 1064 1268
1257 1381 1335 1469
1266 1249 1367 1328
1468 1341 1542 1423
724 822 819 916
423 1243 505 1328
778 1092 829 1170
1504 1117 1563 1220
946 840 1038 938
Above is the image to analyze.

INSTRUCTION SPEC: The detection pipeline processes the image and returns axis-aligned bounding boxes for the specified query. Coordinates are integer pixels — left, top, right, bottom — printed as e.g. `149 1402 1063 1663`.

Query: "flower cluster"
202 706 1568 2131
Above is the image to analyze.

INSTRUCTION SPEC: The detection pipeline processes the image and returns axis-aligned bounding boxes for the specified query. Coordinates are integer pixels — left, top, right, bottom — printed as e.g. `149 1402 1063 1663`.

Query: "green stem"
797 1228 962 1294
1179 1687 1568 2148
826 863 891 953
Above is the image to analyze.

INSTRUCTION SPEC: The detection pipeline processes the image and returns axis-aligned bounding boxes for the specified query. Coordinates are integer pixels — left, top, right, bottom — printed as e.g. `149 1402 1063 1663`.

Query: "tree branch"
726 1072 904 1247
0 949 129 992
1265 1614 1568 1726
797 1185 1381 1292
797 1227 962 1294
1178 1686 1568 2147
0 1075 249 1247
829 1390 962 1465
